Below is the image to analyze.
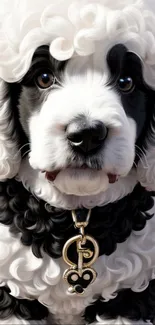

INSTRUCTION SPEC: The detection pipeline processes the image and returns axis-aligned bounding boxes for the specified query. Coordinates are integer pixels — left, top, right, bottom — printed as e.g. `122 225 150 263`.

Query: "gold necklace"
63 209 99 295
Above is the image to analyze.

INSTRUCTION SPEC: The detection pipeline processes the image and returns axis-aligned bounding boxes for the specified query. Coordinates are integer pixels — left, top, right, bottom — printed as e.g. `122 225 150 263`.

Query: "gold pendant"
63 210 99 295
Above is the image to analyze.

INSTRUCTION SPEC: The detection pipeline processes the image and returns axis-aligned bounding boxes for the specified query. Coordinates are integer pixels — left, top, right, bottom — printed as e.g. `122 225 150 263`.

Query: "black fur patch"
107 44 155 141
0 178 154 260
0 286 48 320
84 279 155 323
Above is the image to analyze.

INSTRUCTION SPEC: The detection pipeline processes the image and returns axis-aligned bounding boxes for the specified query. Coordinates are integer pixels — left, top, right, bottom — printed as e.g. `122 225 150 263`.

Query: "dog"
0 0 155 324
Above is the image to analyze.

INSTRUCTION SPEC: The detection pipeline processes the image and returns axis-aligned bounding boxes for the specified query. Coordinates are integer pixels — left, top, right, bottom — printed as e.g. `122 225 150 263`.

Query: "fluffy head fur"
0 0 155 84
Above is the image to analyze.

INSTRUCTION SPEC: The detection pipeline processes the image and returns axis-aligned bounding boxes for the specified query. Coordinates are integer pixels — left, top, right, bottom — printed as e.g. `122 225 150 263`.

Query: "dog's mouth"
44 167 118 184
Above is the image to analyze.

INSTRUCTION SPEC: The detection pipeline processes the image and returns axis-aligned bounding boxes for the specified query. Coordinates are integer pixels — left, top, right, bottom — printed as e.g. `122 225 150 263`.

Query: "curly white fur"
0 0 154 84
0 317 47 325
91 316 152 325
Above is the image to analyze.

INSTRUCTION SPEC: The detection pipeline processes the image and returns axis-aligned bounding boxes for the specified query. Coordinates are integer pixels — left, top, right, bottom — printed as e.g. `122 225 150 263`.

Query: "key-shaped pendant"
63 210 99 295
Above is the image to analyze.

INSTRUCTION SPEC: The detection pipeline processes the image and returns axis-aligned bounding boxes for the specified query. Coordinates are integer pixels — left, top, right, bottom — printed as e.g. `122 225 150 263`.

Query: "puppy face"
18 44 148 197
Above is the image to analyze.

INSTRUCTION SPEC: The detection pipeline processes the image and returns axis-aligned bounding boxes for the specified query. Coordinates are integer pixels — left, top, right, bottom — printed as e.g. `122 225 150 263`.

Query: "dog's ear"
137 94 155 191
0 79 21 180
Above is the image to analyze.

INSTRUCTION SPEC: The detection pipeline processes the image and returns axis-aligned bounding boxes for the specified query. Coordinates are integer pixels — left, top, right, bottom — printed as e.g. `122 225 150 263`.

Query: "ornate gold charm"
63 210 99 295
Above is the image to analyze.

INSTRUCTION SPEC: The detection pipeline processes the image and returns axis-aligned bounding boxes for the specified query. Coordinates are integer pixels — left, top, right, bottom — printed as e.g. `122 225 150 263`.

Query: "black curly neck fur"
0 178 154 260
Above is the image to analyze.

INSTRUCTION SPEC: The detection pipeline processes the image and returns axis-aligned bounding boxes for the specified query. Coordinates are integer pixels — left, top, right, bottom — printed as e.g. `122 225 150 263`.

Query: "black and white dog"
0 0 155 324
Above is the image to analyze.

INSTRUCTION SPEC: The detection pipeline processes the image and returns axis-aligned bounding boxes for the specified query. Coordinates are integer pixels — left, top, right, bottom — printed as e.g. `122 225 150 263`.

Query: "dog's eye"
118 76 134 93
36 72 55 89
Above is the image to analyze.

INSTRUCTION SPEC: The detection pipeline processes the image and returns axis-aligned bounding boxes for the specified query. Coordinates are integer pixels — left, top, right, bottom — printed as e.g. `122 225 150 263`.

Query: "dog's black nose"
67 120 108 154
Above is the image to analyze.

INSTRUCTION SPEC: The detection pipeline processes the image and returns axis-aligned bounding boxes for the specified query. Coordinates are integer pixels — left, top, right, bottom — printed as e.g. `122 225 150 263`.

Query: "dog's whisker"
133 161 138 168
135 145 149 169
136 152 149 168
32 191 39 202
137 152 149 168
55 75 65 87
135 145 146 157
135 151 149 169
22 149 31 159
18 143 30 153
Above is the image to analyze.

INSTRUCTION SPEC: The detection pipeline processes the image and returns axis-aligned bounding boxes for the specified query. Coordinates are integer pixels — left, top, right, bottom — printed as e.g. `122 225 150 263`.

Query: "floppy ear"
137 96 155 191
0 78 21 180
